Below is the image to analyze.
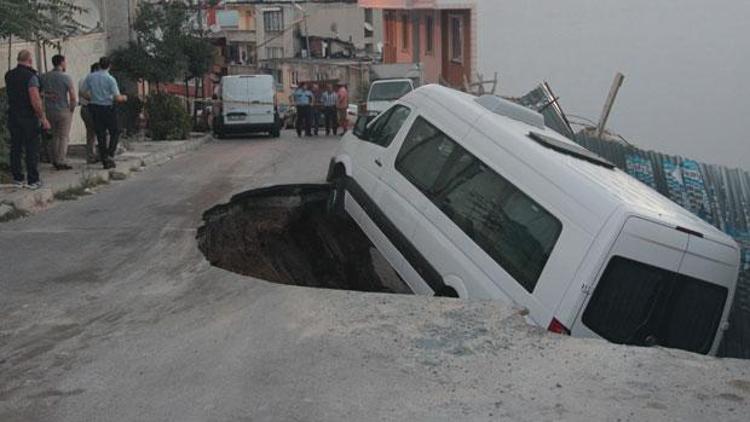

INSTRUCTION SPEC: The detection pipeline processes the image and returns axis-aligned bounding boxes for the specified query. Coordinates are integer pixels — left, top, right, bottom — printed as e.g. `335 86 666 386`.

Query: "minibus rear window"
582 256 728 355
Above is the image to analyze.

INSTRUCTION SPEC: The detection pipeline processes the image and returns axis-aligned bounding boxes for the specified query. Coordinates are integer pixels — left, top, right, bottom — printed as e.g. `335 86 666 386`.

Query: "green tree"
0 0 86 41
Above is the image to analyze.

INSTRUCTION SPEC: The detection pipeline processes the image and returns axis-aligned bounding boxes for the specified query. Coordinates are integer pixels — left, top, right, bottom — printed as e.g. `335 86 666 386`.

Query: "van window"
369 81 413 102
396 117 562 292
582 256 728 354
367 105 411 147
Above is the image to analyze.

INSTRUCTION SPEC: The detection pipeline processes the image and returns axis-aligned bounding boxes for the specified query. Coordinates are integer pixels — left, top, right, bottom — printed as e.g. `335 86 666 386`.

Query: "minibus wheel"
435 286 459 298
327 172 346 217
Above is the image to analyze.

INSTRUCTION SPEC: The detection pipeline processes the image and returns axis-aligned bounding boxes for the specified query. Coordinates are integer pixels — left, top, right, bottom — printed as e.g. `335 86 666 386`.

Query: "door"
243 76 275 125
350 105 412 195
221 77 248 125
571 217 689 339
346 105 425 293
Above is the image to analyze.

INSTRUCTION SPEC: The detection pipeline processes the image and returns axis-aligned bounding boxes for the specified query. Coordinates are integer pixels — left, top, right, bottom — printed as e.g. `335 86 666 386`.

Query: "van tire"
271 127 281 138
327 175 346 217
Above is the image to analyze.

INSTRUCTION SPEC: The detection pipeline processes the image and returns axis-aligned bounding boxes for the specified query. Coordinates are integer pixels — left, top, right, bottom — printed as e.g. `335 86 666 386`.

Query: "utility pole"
596 72 625 139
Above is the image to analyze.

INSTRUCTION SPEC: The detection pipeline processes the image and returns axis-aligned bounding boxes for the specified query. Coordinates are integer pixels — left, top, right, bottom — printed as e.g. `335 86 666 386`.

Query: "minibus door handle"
374 158 383 167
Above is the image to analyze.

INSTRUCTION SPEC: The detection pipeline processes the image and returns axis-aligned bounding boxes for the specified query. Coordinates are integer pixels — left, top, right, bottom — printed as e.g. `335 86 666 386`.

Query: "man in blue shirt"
292 83 313 137
81 56 127 169
321 84 338 136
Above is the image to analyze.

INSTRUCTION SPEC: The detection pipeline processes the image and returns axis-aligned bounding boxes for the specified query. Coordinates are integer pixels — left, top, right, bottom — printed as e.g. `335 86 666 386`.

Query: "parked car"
366 78 415 115
327 84 740 355
213 74 281 138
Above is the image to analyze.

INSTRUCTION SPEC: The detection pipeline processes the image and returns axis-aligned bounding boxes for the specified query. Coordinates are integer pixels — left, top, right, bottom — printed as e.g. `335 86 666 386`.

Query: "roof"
402 85 736 247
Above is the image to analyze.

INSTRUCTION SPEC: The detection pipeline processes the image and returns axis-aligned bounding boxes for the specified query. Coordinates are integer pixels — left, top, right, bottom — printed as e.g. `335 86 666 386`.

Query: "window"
364 105 411 147
264 10 284 32
425 15 434 54
582 256 728 354
401 14 409 50
450 15 463 63
396 117 562 292
265 47 284 59
364 8 374 24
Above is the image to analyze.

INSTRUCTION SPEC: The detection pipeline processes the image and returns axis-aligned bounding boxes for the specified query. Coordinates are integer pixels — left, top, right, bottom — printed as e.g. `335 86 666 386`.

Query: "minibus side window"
366 105 411 148
395 117 562 293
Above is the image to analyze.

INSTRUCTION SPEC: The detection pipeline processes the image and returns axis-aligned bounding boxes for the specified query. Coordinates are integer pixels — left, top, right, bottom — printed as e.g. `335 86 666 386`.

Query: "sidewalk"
0 133 211 219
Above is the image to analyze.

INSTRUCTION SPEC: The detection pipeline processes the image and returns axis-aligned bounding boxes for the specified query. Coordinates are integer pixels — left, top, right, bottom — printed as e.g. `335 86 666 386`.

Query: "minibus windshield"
582 256 727 354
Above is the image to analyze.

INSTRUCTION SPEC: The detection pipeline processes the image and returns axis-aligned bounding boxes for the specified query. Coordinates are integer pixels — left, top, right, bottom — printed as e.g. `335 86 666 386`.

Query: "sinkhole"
197 184 413 294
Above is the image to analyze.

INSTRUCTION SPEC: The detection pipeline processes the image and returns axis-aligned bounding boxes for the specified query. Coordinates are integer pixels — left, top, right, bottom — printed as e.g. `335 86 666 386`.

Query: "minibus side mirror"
353 114 376 140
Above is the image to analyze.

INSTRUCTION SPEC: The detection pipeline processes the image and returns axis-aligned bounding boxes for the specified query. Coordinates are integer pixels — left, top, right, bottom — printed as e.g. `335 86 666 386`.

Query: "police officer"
4 49 50 189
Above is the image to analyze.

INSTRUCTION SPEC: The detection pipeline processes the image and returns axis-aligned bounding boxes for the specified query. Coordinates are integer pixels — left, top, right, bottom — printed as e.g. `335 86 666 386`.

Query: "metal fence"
574 132 750 359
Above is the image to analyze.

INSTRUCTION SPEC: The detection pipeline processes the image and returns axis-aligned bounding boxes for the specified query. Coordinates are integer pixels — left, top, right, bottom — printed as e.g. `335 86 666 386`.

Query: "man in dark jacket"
4 49 50 189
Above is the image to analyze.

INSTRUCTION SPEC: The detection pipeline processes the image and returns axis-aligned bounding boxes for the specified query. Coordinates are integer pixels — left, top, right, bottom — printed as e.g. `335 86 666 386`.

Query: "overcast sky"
478 0 749 171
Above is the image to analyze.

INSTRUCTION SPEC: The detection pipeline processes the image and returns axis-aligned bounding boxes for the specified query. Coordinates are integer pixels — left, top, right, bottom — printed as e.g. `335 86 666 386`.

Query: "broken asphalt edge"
0 133 212 218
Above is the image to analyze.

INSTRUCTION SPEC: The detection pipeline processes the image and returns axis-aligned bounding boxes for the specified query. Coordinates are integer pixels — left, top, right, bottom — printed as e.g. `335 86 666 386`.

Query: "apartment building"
359 0 476 87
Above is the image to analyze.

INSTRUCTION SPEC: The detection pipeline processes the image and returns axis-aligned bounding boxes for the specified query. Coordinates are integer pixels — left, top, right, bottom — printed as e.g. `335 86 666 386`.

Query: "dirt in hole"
197 184 413 294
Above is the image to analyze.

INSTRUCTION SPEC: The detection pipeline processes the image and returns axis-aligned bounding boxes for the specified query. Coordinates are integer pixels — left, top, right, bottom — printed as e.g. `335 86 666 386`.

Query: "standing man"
79 62 100 164
336 82 349 136
310 83 322 136
81 57 127 169
4 50 50 189
41 54 77 170
292 83 312 137
321 83 338 136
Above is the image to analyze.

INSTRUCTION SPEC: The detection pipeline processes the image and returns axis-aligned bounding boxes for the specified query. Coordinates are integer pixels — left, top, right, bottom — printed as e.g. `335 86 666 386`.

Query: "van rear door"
244 75 275 125
571 217 733 355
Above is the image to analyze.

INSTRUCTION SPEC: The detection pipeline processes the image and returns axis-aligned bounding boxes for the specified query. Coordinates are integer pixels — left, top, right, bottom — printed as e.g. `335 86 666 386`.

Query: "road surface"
1 131 748 421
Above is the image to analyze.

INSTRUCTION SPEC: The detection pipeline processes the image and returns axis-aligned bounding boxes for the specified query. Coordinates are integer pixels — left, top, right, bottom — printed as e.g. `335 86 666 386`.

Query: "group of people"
292 82 349 137
4 50 126 189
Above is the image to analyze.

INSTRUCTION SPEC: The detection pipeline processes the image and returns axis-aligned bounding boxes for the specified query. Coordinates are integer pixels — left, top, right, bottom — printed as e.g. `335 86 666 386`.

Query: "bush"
144 92 191 140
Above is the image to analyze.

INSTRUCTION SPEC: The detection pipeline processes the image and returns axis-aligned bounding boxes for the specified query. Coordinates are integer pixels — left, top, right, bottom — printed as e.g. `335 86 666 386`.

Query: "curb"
0 134 212 218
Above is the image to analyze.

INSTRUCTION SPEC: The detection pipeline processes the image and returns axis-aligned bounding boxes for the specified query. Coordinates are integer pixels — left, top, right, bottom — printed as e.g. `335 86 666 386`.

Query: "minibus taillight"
547 318 571 335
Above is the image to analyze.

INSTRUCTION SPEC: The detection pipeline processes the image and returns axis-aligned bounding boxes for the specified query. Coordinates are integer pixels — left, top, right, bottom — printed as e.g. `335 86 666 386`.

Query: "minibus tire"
327 177 346 217
435 286 459 298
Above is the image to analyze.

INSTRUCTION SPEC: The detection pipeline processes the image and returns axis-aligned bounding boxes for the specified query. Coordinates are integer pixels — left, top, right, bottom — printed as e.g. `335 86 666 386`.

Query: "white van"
366 78 415 115
327 84 740 355
214 74 280 138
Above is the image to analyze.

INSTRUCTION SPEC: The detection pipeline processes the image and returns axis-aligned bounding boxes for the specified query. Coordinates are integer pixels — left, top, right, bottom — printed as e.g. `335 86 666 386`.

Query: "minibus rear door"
569 217 688 338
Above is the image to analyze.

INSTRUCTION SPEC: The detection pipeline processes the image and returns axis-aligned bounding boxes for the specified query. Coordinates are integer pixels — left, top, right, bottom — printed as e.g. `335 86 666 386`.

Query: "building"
358 0 476 87
205 1 382 104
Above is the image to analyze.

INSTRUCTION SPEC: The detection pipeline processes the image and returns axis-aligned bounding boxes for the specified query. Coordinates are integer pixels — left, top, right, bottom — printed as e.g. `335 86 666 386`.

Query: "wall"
476 0 750 171
305 3 383 51
0 33 108 146
255 4 297 61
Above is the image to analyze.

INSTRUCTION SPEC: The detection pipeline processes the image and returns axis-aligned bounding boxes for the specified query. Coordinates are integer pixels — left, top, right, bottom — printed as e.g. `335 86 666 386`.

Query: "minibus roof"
406 85 736 248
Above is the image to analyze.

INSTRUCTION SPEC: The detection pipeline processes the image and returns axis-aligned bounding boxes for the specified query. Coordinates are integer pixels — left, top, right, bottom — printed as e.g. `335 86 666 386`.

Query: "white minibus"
327 84 740 355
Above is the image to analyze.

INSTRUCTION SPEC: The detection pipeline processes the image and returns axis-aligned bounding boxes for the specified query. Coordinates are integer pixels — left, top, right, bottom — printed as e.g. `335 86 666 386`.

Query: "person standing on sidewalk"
41 54 77 170
336 83 349 136
4 50 50 189
292 83 312 137
79 62 100 164
81 57 127 169
321 84 338 136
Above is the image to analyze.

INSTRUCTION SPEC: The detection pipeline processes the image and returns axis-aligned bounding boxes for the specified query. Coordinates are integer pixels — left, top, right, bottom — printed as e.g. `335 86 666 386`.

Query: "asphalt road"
1 131 749 422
